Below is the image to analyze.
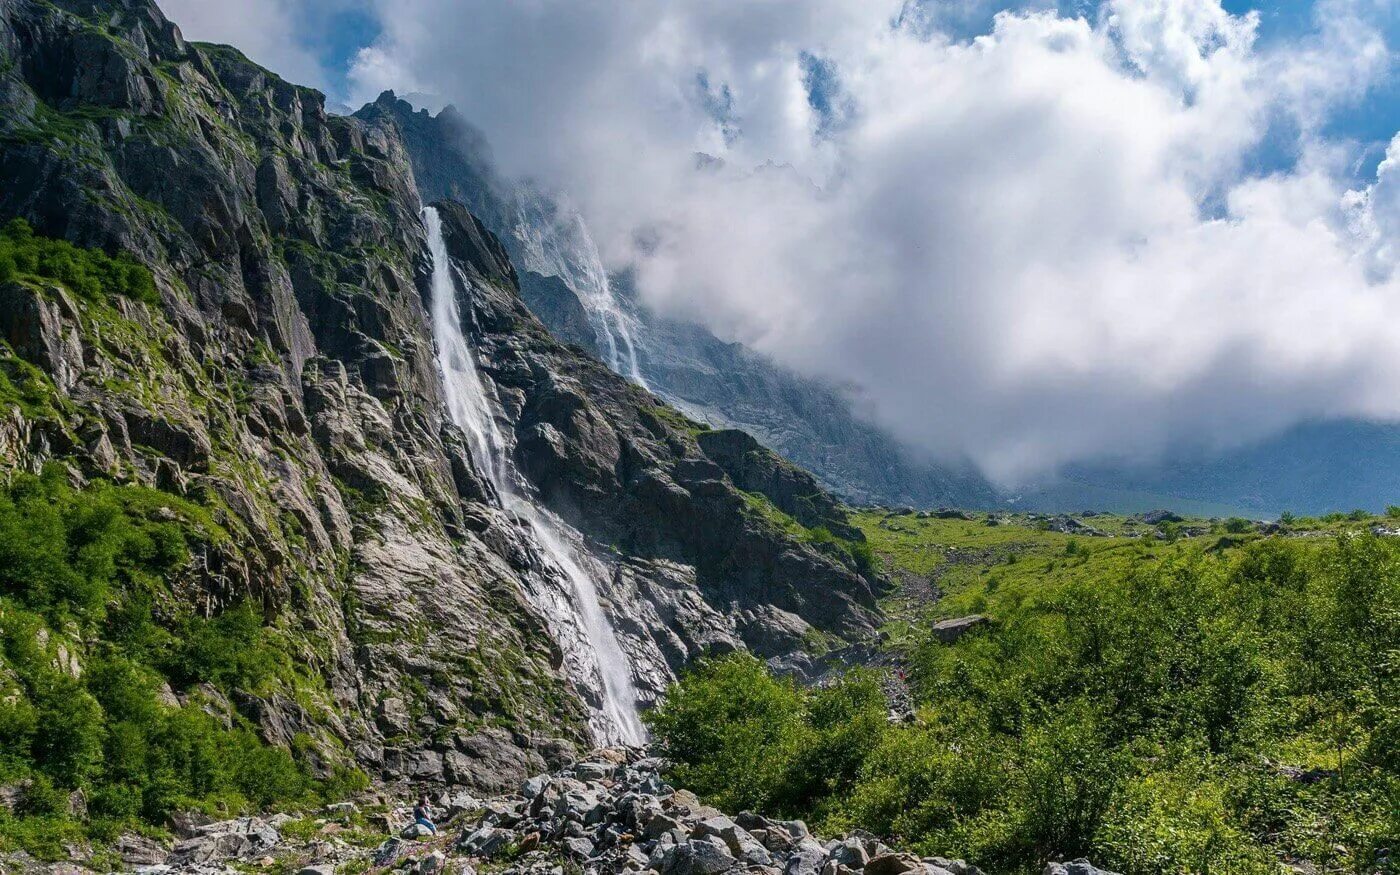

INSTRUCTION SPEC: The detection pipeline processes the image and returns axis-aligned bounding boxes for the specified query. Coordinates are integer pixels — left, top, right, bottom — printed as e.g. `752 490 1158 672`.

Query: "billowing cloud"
296 0 1400 481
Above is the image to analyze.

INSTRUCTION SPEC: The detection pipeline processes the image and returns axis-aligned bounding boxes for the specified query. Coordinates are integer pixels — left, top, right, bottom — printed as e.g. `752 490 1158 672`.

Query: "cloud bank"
315 0 1398 482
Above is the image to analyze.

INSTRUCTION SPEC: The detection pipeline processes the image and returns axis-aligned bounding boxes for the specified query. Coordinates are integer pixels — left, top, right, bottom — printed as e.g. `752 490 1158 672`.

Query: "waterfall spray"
424 206 646 745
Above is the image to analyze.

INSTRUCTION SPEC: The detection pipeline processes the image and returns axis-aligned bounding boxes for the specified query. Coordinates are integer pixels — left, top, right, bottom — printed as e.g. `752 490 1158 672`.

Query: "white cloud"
345 0 1400 481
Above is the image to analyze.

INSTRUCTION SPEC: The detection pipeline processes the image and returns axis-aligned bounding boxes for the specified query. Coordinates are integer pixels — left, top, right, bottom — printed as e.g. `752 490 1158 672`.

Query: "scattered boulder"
115 833 167 867
866 853 922 875
658 838 737 875
402 822 436 839
373 837 408 867
124 748 991 875
931 615 989 643
830 836 871 869
1044 861 1123 875
167 817 280 866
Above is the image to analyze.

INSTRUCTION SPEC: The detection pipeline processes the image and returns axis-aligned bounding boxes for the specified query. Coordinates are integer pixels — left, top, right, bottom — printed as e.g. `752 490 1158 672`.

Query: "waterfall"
423 205 647 746
511 187 650 388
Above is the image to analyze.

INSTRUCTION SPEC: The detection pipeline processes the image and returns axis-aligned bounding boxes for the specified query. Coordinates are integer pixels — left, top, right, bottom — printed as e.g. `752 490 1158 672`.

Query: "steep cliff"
0 0 880 809
355 93 999 511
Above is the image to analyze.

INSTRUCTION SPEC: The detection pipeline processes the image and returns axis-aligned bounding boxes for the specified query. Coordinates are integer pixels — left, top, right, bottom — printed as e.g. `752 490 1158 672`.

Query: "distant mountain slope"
1019 420 1400 517
356 92 999 509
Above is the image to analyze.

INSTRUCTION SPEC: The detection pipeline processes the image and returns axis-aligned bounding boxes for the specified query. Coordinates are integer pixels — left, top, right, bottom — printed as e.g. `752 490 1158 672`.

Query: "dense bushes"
0 218 159 305
647 655 889 824
647 535 1400 874
0 469 345 855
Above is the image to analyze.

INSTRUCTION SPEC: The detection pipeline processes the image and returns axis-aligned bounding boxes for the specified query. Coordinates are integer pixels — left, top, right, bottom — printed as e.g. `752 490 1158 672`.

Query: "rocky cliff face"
356 93 997 511
0 0 880 793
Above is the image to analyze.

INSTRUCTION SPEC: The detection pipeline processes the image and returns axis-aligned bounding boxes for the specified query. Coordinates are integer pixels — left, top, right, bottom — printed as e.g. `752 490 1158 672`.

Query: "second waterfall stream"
422 206 646 746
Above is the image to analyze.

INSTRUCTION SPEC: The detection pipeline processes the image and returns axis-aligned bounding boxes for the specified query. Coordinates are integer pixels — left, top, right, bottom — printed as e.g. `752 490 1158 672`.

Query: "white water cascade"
511 187 649 388
423 206 647 746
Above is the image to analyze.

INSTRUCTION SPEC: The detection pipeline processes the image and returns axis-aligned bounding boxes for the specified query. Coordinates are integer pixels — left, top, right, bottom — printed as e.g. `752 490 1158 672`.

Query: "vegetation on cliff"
0 468 364 859
0 219 158 306
649 515 1399 875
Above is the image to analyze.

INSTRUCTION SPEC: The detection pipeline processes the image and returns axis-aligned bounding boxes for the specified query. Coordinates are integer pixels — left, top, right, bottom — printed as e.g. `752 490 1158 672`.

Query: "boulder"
829 837 870 869
372 838 407 867
659 838 738 875
924 857 984 875
575 761 616 781
1044 861 1123 875
416 850 447 874
565 836 596 859
458 825 515 857
866 853 921 875
115 833 167 866
692 815 771 866
168 817 280 866
784 840 829 875
930 615 989 643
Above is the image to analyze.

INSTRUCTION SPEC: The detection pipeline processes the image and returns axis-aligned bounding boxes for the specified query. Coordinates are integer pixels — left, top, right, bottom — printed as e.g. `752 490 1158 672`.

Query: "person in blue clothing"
413 794 437 835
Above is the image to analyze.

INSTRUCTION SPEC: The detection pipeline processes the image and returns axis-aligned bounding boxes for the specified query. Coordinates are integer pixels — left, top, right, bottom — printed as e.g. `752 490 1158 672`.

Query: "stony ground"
10 750 1123 875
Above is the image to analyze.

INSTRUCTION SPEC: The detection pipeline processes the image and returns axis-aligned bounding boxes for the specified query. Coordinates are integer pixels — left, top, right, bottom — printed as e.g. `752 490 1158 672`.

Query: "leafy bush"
649 534 1400 874
0 218 158 305
646 653 809 813
0 469 357 851
171 601 287 691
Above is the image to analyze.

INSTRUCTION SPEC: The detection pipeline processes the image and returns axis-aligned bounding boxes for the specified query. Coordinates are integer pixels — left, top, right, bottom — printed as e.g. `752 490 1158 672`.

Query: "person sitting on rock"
413 795 437 835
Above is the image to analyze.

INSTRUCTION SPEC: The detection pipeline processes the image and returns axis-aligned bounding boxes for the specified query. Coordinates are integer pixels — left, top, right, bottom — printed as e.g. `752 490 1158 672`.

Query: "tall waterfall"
512 187 649 388
423 206 646 746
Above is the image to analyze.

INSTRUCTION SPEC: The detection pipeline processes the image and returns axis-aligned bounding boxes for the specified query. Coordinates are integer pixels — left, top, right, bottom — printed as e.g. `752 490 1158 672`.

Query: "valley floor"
642 507 1399 875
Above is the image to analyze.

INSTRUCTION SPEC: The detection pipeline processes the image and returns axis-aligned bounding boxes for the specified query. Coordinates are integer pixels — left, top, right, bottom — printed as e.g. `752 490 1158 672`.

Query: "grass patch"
0 219 158 306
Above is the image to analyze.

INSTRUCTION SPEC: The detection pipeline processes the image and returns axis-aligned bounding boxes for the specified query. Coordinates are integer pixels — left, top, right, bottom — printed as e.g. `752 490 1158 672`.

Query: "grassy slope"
855 507 1394 626
617 507 1395 875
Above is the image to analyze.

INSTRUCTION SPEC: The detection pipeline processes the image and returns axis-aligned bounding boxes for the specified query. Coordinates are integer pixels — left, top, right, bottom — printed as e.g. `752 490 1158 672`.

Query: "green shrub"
645 652 808 813
651 533 1400 873
171 601 285 691
18 775 70 817
1098 764 1274 874
1223 517 1253 534
0 219 159 305
847 539 878 575
31 678 105 787
0 469 350 844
